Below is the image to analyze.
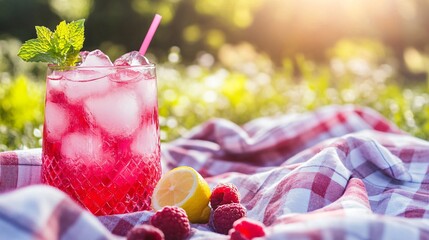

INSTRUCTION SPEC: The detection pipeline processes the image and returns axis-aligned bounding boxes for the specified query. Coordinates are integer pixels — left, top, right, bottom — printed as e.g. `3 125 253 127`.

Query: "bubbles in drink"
84 90 141 137
114 51 151 66
44 103 69 141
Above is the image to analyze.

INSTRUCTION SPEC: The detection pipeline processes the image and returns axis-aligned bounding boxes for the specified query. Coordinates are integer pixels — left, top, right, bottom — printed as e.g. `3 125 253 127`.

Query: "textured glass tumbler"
42 64 161 215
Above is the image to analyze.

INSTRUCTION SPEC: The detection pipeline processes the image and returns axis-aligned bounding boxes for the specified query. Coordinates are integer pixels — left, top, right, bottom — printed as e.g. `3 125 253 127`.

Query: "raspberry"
229 218 266 240
151 206 191 240
212 203 246 235
210 183 240 210
126 224 165 240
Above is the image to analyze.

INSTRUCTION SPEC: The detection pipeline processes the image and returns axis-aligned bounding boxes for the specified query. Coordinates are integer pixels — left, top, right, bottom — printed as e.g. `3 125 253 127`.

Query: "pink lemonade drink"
42 50 161 215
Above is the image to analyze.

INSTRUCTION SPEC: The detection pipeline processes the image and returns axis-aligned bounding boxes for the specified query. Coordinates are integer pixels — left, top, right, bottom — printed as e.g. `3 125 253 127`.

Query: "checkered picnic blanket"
0 105 428 240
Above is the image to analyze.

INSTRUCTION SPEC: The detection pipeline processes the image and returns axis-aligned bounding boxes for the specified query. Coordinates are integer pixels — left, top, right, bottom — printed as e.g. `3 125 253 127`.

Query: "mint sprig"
18 19 85 67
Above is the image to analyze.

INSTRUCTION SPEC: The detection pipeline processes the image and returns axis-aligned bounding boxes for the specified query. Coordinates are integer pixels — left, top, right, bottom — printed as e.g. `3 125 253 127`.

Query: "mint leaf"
53 21 69 55
18 19 85 67
35 26 53 44
68 19 85 50
17 39 56 63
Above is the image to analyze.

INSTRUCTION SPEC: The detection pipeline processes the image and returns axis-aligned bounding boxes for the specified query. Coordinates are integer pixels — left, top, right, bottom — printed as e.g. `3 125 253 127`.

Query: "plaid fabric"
1 105 428 240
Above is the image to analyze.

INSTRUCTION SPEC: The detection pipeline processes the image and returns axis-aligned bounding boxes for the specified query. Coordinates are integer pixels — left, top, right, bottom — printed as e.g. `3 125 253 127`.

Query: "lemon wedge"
151 166 211 223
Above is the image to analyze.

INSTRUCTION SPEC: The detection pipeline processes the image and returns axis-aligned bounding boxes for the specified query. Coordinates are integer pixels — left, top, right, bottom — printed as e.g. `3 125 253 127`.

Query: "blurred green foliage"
2 0 429 67
1 0 429 150
1 38 428 151
0 76 44 151
157 40 429 142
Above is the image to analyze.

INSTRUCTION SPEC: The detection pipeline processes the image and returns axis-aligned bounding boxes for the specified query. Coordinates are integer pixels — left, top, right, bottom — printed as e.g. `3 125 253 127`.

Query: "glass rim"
48 63 156 71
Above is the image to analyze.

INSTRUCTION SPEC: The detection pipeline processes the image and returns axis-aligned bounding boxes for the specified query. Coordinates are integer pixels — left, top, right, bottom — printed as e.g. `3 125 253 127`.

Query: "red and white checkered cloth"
1 105 428 240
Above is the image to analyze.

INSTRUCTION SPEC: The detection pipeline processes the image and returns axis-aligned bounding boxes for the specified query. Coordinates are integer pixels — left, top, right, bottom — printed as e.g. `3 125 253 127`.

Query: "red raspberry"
151 206 191 240
126 224 165 240
210 183 240 210
229 218 266 240
212 203 246 235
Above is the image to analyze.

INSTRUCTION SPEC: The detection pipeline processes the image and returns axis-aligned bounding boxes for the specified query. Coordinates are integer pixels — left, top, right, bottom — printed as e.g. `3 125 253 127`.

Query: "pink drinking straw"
139 14 162 56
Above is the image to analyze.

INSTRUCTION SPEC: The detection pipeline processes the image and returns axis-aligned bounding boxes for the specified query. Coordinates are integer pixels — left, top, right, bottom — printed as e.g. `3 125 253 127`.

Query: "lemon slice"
151 166 211 223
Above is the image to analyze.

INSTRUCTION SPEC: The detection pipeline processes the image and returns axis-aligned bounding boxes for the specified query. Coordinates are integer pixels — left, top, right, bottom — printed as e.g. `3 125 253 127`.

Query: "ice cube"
62 73 111 103
113 51 151 66
131 124 159 155
44 103 69 141
79 51 90 63
46 76 65 103
47 77 62 91
80 50 113 67
108 68 142 83
61 132 103 166
135 77 158 111
61 69 108 82
60 50 114 103
84 90 141 137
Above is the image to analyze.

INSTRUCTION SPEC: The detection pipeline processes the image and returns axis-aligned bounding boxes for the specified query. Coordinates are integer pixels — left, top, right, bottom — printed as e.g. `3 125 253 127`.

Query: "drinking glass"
42 63 161 215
